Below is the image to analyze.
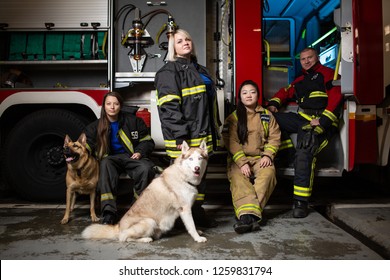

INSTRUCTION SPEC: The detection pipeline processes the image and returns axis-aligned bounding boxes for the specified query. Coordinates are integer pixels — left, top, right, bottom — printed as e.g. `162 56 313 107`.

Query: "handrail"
334 44 341 81
263 39 270 66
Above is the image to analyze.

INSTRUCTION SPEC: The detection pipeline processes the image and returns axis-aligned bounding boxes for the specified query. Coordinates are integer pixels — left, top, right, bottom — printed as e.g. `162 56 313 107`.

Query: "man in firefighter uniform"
268 47 342 218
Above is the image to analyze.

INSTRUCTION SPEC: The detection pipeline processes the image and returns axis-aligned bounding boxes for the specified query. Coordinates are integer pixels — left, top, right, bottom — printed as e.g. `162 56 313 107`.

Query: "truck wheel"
2 109 88 201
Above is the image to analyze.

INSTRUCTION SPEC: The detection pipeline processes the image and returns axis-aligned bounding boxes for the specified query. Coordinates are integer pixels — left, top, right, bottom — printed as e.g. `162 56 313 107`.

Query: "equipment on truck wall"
119 6 177 72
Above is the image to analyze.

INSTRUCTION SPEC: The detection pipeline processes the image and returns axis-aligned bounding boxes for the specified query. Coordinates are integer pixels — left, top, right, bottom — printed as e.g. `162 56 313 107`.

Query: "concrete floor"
0 202 385 260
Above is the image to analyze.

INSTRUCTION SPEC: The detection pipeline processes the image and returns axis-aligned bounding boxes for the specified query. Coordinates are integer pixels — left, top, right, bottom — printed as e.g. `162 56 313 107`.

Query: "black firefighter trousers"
98 153 155 214
273 112 338 202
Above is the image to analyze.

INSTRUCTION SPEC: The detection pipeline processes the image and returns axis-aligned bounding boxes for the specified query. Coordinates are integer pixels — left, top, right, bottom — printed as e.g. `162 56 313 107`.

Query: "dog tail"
81 224 120 240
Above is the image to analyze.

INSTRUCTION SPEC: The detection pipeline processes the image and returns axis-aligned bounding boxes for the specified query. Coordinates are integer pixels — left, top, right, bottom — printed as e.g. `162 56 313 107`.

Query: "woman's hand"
240 163 252 178
259 156 272 168
131 152 142 160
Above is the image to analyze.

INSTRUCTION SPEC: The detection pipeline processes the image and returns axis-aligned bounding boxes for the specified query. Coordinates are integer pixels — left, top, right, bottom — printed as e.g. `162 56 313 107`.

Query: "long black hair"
236 80 260 144
96 91 124 160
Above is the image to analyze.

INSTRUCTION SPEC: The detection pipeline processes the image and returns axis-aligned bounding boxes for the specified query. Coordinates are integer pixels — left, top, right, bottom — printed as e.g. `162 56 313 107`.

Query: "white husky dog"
82 140 208 243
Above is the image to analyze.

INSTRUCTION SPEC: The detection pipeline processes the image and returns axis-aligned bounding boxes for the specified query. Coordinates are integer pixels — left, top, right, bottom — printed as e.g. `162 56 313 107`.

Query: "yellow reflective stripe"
182 85 206 97
314 126 324 134
164 136 213 158
235 203 262 216
187 136 212 147
322 109 338 122
293 185 312 197
167 150 182 158
158 94 181 106
261 109 270 138
262 121 269 138
316 139 328 155
309 91 327 98
279 139 294 151
133 189 139 200
232 111 238 120
269 97 281 105
139 134 152 142
302 124 312 131
196 193 205 201
164 139 177 148
233 150 245 162
118 129 134 154
310 157 317 187
265 144 278 154
164 136 212 147
101 192 115 201
298 111 315 121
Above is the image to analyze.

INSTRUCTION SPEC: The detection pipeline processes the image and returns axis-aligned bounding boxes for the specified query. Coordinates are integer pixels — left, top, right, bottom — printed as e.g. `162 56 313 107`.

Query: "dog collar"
187 181 199 188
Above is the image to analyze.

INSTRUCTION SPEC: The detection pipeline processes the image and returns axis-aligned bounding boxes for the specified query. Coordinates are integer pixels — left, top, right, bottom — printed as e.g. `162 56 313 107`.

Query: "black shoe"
233 214 260 234
233 220 252 234
293 200 308 218
251 218 261 232
248 214 261 232
101 211 117 225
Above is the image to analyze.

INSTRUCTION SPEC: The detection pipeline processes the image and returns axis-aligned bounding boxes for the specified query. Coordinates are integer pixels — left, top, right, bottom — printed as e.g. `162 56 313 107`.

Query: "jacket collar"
255 105 267 113
302 61 322 75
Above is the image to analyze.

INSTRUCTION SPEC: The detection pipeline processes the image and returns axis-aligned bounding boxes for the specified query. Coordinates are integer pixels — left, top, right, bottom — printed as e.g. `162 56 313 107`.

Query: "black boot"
293 199 309 218
101 210 117 225
250 215 261 232
233 214 260 234
192 203 218 228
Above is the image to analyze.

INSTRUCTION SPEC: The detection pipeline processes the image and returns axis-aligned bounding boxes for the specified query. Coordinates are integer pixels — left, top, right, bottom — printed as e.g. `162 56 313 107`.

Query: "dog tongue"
66 157 74 162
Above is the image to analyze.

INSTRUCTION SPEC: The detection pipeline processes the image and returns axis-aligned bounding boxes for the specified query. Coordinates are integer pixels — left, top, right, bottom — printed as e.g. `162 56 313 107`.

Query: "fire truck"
0 0 389 201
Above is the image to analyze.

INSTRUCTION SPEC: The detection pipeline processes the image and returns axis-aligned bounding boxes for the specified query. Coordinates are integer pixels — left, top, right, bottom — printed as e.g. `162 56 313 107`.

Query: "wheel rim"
26 133 66 184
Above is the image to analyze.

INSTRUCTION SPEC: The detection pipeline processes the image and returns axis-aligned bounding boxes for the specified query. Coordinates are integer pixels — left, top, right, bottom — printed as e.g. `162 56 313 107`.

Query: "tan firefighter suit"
223 106 281 220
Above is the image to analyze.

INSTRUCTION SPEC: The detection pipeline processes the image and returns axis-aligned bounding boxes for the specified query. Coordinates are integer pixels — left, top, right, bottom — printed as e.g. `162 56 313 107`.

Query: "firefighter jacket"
268 62 342 133
222 106 281 168
155 57 222 158
84 111 155 159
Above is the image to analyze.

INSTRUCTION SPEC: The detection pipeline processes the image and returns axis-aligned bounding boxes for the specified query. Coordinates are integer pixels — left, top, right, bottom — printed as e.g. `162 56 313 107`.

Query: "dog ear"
78 133 87 145
181 140 190 153
64 134 71 145
199 139 208 153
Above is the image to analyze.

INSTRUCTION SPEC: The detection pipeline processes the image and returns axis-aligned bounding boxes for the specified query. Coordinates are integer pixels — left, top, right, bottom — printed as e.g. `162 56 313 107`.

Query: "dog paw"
60 218 69 224
91 216 100 223
137 237 153 243
195 236 207 243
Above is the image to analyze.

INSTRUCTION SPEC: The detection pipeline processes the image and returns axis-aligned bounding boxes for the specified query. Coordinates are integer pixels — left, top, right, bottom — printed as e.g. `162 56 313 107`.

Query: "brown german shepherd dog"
61 133 99 224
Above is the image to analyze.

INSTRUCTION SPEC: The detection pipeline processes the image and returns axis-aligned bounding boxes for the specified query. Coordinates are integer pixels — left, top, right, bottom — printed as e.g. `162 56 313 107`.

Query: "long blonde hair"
96 92 123 160
166 29 197 62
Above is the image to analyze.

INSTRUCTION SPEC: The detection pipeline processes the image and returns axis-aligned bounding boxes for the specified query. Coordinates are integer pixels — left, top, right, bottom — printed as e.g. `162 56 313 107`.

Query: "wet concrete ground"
1 175 389 260
0 202 385 260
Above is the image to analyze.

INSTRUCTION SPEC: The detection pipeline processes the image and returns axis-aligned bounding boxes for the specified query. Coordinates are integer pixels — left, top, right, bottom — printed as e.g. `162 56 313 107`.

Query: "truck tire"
2 109 88 201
